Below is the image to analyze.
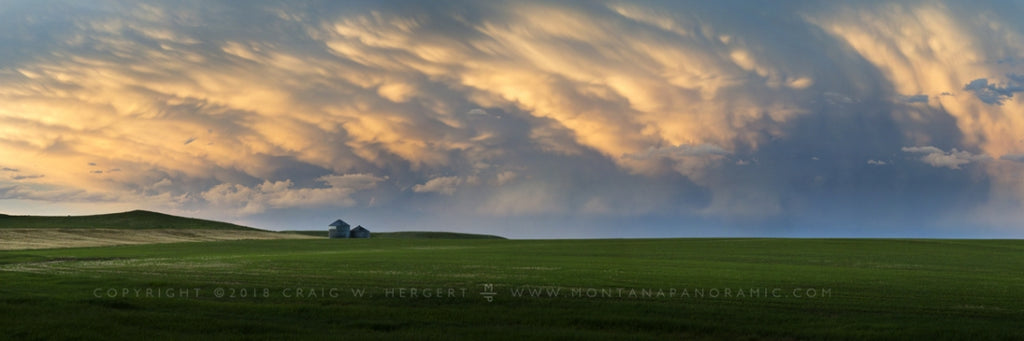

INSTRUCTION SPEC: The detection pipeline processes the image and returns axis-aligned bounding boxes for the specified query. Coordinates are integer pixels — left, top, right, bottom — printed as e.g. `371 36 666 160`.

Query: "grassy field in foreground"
1 238 1023 339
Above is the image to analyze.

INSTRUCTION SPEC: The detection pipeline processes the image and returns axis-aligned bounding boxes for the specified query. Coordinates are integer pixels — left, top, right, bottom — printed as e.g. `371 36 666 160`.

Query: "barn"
328 219 350 238
350 225 371 238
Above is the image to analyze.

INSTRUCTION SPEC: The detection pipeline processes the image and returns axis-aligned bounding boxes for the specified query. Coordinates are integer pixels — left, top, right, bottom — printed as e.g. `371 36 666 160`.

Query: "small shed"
328 219 350 238
350 225 371 239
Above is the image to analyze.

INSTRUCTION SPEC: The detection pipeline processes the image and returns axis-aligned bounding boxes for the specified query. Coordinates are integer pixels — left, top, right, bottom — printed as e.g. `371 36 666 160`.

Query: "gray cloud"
201 173 385 215
625 144 730 160
0 183 120 203
999 154 1024 163
964 75 1024 105
412 176 462 195
902 146 991 169
899 94 929 103
823 92 857 105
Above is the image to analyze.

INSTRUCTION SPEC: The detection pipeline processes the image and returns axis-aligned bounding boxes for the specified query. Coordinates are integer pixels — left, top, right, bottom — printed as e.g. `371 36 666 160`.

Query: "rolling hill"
0 210 254 230
0 210 504 250
0 210 312 250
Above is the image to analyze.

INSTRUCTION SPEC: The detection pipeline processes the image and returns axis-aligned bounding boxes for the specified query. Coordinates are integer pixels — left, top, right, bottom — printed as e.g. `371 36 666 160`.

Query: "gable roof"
329 219 350 228
352 225 368 231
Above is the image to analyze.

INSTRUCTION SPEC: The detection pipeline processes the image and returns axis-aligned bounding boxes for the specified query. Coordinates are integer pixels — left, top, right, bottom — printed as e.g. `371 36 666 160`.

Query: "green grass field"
283 230 506 239
2 237 1022 339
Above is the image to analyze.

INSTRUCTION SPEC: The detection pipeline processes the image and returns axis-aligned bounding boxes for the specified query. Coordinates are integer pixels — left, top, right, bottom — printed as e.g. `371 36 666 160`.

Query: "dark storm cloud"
999 154 1024 162
900 94 929 103
964 75 1024 105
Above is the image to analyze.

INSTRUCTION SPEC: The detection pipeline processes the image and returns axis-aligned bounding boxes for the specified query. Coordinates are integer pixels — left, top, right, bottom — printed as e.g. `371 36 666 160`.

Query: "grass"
283 230 506 239
371 231 506 239
1 238 1023 339
0 210 254 230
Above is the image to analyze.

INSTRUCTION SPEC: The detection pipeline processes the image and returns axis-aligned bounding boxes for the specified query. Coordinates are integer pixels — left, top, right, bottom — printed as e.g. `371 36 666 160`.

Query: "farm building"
327 219 371 239
350 225 371 238
328 219 350 238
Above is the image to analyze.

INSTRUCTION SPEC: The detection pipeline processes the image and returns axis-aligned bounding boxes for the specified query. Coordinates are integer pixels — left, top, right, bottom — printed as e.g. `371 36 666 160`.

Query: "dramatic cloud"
811 2 1024 158
1 0 1023 237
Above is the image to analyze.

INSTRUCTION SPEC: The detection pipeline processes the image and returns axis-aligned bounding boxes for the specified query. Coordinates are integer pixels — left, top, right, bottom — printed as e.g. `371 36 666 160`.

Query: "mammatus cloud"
812 1 1024 231
811 2 1024 157
319 0 814 177
902 146 991 169
0 0 813 216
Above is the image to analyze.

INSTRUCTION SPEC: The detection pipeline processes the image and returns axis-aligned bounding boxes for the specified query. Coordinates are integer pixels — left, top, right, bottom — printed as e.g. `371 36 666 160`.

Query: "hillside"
283 230 505 239
0 210 254 230
0 210 314 250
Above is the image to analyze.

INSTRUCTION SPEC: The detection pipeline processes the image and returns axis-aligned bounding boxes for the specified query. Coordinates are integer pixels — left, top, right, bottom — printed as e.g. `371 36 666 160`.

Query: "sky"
1 0 1024 238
